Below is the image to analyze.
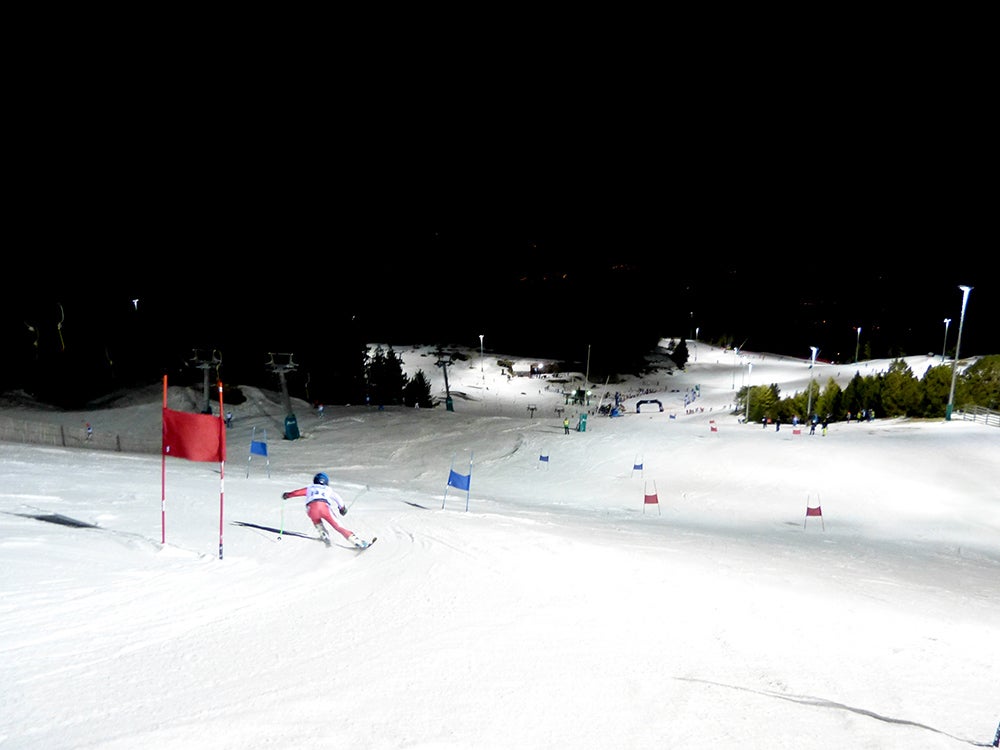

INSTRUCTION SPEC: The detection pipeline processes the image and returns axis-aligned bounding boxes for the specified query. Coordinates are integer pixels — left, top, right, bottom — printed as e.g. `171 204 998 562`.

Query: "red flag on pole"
163 409 225 462
643 480 660 515
161 376 228 557
804 499 824 530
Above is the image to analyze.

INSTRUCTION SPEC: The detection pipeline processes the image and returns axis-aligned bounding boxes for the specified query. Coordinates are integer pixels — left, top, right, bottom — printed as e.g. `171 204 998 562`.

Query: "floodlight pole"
941 318 951 363
745 362 752 423
479 334 484 384
946 285 972 420
694 327 699 362
854 327 861 364
806 346 818 420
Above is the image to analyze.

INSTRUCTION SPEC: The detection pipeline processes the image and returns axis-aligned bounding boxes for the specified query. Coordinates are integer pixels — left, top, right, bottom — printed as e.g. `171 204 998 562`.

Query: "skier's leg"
319 505 355 541
307 504 332 543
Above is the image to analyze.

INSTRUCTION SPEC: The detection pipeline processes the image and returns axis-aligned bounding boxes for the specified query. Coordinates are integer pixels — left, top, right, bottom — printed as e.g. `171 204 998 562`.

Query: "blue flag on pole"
247 428 270 478
443 451 474 511
447 469 471 491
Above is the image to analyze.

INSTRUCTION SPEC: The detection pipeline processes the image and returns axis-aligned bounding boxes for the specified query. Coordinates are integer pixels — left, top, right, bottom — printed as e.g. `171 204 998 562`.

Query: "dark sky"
5 54 995 403
4 231 993 384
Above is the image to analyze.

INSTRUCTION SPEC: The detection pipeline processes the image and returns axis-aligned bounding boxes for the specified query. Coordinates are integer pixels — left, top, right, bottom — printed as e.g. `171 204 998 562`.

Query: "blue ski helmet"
313 472 329 486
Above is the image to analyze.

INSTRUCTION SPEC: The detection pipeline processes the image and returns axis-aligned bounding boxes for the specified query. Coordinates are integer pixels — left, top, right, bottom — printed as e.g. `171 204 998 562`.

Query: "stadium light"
806 346 818 420
941 318 951 363
946 286 973 420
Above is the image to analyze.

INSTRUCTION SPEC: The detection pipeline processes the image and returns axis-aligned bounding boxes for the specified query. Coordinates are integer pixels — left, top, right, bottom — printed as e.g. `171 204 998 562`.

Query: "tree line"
734 355 1000 424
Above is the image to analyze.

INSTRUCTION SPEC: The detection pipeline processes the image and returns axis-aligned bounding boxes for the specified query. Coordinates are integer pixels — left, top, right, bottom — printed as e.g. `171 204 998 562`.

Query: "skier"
281 473 371 548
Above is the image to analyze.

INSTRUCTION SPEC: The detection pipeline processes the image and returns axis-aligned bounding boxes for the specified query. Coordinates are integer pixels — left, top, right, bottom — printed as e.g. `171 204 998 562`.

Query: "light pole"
479 334 484 383
745 362 752 423
806 346 818 420
694 327 699 362
854 327 862 364
946 286 973 420
941 318 951 363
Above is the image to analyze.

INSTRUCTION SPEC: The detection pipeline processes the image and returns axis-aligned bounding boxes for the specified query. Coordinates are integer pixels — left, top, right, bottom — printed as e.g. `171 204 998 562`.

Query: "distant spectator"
225 411 233 428
85 423 93 441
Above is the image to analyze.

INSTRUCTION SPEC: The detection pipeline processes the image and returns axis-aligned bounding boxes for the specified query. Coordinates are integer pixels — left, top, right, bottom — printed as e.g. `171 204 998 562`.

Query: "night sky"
5 63 995 405
3 226 993 408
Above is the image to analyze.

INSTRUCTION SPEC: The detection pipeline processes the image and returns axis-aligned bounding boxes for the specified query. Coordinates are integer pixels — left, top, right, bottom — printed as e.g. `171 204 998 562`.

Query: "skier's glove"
282 492 290 500
339 505 347 516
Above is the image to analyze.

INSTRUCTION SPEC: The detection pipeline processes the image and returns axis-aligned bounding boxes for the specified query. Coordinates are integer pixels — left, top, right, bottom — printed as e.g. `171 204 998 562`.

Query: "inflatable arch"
635 400 664 413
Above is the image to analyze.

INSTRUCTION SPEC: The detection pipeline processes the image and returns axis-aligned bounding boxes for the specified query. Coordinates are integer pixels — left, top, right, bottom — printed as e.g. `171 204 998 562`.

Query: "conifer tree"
672 340 689 369
403 369 435 408
961 354 1000 410
880 359 920 416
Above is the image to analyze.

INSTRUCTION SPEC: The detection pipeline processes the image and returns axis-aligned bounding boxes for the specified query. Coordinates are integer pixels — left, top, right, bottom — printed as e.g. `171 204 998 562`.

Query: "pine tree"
880 359 920 416
918 363 953 417
961 354 1000 410
672 340 689 369
403 369 435 408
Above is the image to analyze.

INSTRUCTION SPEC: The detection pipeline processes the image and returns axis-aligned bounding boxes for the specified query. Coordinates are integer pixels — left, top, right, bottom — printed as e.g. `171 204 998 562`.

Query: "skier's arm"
328 490 347 514
282 487 308 500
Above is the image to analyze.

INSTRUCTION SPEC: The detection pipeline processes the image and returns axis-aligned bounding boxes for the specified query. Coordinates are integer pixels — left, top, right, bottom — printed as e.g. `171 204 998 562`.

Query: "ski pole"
347 485 370 511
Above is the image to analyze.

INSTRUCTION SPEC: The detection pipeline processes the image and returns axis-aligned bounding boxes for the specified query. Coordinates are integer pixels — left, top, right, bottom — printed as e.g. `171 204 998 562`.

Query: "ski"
332 536 377 551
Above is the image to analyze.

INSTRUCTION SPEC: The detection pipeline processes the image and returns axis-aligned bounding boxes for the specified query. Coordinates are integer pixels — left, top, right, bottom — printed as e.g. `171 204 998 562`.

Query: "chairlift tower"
266 352 300 439
435 350 455 412
188 349 222 414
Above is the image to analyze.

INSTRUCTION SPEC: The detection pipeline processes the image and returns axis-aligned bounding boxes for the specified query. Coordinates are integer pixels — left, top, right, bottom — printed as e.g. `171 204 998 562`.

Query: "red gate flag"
804 498 825 530
163 408 225 462
643 480 660 515
161 375 228 557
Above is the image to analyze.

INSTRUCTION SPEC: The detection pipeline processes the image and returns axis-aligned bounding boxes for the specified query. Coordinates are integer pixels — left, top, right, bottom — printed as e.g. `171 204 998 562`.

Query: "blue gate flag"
447 469 471 491
247 427 271 479
443 451 474 511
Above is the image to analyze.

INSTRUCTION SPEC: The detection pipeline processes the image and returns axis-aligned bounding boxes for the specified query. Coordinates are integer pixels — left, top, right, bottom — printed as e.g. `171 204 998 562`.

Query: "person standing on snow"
281 472 371 548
